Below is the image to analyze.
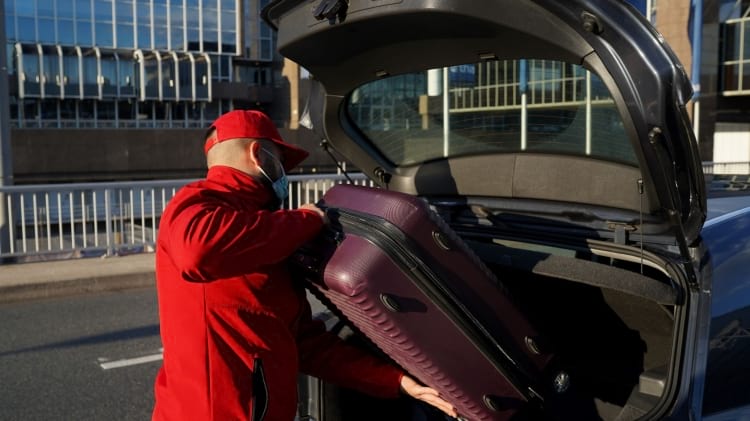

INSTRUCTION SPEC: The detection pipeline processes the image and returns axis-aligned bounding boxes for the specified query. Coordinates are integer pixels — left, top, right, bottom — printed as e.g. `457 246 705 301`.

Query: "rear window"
346 59 637 166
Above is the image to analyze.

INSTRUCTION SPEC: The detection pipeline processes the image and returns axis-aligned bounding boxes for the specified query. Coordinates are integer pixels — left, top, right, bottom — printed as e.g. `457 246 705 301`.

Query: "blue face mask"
257 148 289 204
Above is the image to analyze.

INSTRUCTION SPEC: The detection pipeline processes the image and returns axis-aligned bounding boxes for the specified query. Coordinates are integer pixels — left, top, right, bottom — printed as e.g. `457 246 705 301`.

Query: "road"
0 288 161 421
0 286 330 421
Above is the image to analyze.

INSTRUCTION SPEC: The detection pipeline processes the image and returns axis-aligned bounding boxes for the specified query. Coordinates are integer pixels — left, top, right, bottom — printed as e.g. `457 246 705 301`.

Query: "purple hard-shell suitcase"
293 184 558 420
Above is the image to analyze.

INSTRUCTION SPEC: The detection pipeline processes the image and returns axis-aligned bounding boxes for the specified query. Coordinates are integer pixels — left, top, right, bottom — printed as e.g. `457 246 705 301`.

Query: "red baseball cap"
204 110 309 172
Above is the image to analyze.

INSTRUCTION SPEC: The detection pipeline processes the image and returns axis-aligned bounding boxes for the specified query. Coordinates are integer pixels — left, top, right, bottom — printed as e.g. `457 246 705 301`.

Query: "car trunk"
295 188 684 421
466 237 678 420
448 198 683 419
307 234 680 421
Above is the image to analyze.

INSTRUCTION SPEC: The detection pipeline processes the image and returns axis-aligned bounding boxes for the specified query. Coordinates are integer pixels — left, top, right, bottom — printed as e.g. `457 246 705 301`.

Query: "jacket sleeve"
166 199 324 281
295 297 404 399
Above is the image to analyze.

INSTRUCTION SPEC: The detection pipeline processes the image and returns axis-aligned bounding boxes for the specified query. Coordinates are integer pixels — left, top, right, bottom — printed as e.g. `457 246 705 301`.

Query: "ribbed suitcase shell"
295 185 554 421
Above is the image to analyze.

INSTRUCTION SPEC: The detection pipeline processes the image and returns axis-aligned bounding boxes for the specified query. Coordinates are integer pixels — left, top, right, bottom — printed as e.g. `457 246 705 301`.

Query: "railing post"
0 0 15 258
0 192 9 258
105 187 114 256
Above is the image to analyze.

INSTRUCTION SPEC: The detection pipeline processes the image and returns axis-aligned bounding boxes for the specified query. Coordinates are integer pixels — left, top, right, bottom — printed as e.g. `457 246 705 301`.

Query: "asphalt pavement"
0 253 156 303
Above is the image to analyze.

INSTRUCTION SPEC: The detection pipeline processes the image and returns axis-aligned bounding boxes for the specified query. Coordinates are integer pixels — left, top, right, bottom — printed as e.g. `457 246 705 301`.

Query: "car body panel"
700 205 750 416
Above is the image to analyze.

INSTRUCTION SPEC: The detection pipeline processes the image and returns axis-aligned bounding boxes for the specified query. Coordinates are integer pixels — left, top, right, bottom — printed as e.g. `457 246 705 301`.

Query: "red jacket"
152 166 403 421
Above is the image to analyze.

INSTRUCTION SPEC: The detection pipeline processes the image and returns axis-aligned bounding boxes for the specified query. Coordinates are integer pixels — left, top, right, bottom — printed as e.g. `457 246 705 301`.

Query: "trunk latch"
607 222 637 245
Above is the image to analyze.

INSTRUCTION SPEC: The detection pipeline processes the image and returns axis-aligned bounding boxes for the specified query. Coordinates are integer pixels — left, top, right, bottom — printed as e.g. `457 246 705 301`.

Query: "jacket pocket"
251 358 269 421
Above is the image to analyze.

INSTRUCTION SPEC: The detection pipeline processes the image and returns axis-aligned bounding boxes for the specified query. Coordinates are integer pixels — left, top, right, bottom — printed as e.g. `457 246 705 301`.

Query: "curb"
0 253 157 304
0 272 156 304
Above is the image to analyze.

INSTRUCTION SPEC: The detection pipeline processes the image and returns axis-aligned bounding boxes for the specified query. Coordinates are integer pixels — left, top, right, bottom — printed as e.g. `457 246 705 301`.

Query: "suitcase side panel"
319 234 528 421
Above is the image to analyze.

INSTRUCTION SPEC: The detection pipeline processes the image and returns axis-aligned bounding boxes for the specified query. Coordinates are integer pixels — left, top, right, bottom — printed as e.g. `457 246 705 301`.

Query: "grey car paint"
265 0 750 418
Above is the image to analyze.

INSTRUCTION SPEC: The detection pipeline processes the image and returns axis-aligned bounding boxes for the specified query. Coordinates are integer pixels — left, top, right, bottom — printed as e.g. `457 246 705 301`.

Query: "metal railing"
4 161 747 263
0 173 373 262
702 161 750 175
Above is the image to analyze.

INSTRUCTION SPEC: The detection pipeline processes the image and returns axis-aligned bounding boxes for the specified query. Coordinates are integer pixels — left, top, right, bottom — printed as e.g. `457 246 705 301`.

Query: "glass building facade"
4 0 278 128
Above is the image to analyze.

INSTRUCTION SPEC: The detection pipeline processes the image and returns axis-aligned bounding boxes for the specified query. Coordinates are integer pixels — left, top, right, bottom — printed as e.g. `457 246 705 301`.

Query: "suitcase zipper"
333 208 540 402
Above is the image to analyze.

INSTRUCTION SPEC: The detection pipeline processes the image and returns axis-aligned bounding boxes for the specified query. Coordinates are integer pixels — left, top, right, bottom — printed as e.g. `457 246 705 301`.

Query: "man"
152 110 456 420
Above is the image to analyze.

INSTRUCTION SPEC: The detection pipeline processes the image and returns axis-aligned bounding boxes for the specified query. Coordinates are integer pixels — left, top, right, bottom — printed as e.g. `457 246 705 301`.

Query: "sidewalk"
0 253 156 303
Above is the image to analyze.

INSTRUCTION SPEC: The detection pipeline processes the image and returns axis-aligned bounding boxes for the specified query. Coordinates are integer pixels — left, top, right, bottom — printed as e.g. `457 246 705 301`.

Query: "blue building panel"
3 0 280 129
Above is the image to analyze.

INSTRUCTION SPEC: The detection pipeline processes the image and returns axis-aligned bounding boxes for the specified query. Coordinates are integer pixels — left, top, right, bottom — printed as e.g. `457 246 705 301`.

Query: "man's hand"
400 375 458 419
299 203 328 225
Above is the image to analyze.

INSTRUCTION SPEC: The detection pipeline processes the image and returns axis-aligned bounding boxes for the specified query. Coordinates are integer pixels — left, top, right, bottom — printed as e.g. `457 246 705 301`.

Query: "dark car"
263 1 750 420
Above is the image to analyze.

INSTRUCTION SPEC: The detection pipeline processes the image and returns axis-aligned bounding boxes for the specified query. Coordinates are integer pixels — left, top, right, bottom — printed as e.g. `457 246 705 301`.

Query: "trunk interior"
467 236 678 420
304 235 679 421
483 258 676 420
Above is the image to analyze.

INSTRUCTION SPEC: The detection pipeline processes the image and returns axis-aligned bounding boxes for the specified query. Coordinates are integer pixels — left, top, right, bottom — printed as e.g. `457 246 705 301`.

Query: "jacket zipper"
251 358 269 421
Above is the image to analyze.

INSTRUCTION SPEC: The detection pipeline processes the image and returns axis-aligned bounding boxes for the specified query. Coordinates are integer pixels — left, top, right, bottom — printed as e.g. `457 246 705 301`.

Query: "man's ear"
247 141 263 167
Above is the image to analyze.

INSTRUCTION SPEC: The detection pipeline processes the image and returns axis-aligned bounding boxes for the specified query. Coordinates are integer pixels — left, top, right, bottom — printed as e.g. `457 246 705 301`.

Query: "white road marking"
98 349 163 370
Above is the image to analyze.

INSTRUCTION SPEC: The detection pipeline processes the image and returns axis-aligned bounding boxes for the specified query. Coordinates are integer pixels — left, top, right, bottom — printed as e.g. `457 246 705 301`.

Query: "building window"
97 100 117 127
117 24 135 49
95 23 114 47
60 99 77 127
186 3 200 51
15 0 34 16
94 0 113 21
203 0 220 52
195 54 210 100
204 100 221 122
210 54 231 82
720 2 750 94
243 0 252 57
17 18 36 43
136 0 151 49
6 13 16 44
21 99 41 128
40 99 60 128
9 96 19 128
58 0 75 19
137 25 151 49
115 0 135 48
119 56 136 97
115 0 134 23
162 54 177 100
76 0 93 19
154 2 168 49
62 51 81 98
142 52 160 99
220 0 236 54
118 99 137 127
260 38 272 62
41 47 62 98
170 0 184 50
187 102 202 127
101 53 118 97
178 55 193 100
77 21 93 45
58 19 76 45
6 45 14 77
39 19 57 44
82 53 98 97
20 45 42 97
